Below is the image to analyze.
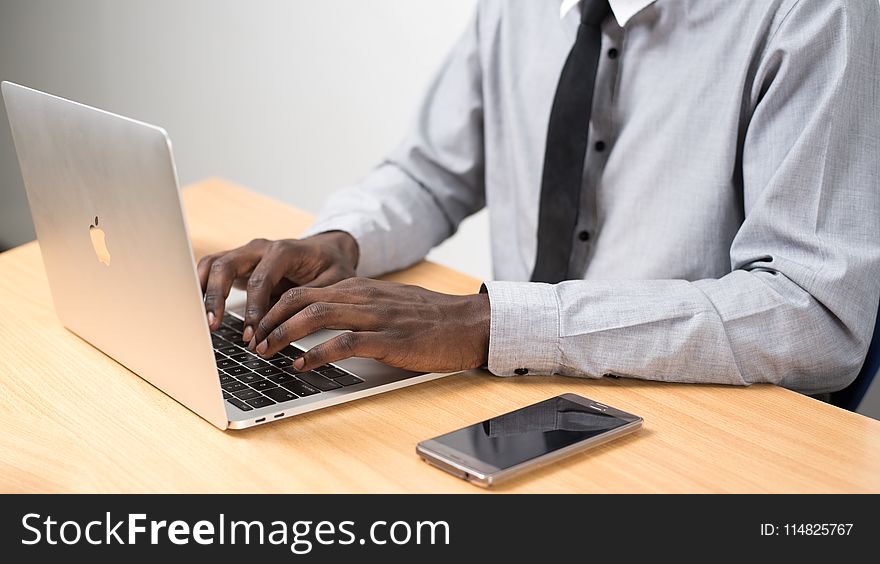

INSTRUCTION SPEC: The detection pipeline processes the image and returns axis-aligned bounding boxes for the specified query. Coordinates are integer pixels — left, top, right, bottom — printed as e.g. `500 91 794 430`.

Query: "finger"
250 286 319 348
295 332 383 371
270 279 296 300
255 302 379 357
299 267 349 289
260 279 295 317
203 249 260 330
243 249 290 343
250 284 362 347
197 254 219 293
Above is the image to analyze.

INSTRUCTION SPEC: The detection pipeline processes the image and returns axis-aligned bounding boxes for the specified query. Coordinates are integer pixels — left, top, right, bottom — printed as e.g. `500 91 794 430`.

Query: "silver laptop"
2 82 447 430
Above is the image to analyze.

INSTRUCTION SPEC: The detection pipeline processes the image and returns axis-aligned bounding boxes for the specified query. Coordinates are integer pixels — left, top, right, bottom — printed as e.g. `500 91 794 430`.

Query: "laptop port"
274 413 284 418
255 417 266 423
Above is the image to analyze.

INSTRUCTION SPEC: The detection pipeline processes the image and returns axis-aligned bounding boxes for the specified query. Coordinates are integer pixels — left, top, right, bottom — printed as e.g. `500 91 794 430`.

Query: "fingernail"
242 325 253 343
248 338 256 351
207 311 215 327
293 357 304 370
256 341 268 355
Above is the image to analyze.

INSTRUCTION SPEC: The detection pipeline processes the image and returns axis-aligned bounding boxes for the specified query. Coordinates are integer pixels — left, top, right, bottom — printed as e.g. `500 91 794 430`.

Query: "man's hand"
249 277 491 373
197 231 359 342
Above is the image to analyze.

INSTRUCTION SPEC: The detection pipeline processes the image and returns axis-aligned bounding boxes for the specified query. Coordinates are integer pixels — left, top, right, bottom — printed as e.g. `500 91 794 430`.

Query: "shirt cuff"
482 280 561 376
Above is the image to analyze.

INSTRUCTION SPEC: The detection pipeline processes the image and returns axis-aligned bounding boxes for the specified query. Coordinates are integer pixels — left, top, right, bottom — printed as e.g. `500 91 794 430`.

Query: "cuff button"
514 368 529 375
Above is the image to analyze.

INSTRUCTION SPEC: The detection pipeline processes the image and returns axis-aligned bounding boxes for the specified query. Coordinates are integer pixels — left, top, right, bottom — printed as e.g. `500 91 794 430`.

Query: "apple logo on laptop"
89 216 111 266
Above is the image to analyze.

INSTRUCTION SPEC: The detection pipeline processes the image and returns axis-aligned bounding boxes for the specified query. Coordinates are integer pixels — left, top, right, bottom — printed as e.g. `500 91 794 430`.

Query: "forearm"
483 268 877 394
302 163 456 277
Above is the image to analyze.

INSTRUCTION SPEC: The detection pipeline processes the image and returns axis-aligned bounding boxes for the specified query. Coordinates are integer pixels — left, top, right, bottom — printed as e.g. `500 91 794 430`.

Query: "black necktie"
531 0 610 283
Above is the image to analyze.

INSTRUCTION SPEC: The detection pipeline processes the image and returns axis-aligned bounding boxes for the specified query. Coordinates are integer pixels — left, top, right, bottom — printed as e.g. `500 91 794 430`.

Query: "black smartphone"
416 393 642 487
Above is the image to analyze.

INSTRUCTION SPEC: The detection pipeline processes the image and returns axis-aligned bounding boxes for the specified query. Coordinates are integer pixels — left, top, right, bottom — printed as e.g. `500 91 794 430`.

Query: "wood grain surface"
1 178 878 493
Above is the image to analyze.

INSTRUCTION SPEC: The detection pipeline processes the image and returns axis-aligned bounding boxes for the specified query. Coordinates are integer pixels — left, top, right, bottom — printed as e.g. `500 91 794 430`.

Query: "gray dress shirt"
303 0 880 394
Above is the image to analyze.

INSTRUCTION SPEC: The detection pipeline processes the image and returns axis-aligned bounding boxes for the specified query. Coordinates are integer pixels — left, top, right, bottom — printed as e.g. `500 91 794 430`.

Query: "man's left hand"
248 277 490 373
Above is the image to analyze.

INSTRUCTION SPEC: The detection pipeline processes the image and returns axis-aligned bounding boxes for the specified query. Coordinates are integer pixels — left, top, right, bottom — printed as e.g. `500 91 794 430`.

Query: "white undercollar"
560 0 656 26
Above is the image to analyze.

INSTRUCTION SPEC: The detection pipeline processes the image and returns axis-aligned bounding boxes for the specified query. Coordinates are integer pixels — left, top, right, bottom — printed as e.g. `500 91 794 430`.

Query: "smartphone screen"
428 395 636 471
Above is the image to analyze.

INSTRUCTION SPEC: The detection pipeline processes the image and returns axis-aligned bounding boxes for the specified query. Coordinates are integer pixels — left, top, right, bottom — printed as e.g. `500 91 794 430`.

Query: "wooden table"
1 178 879 493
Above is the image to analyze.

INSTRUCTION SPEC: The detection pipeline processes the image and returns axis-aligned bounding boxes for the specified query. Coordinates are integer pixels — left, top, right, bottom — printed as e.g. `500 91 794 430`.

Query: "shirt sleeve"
301 8 485 277
484 0 880 394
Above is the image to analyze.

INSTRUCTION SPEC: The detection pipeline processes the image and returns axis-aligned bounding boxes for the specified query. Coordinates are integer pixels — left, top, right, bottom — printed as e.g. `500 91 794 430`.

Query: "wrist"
308 230 360 271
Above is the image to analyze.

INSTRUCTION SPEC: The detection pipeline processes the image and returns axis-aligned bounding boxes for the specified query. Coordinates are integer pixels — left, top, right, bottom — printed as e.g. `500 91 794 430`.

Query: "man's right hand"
197 231 359 343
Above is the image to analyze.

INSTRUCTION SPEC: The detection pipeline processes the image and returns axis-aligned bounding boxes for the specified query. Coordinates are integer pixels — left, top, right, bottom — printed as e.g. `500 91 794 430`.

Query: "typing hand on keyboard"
214 312 363 411
247 277 491 375
197 232 359 342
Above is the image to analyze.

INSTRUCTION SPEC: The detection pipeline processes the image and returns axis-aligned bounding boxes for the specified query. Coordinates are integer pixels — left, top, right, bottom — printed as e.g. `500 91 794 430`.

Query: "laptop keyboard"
214 312 364 412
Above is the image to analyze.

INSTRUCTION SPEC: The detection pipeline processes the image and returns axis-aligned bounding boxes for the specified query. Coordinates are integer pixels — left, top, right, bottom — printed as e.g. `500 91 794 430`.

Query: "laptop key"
211 334 229 348
267 373 295 384
227 397 253 411
250 379 278 391
263 387 298 403
282 379 321 397
224 321 244 333
270 357 294 368
243 359 270 370
214 352 226 361
217 327 240 340
233 388 261 400
222 381 247 392
219 374 235 385
333 373 364 387
216 358 237 370
218 345 241 356
225 365 248 376
256 366 282 377
296 371 342 391
246 396 275 408
222 391 232 399
229 352 253 362
236 372 263 384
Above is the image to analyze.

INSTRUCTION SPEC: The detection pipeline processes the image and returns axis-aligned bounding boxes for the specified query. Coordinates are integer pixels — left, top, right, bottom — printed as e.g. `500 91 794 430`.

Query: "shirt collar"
560 0 656 26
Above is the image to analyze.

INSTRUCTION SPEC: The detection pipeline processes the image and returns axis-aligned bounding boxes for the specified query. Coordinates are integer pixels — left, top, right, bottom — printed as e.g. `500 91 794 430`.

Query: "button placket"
569 24 620 277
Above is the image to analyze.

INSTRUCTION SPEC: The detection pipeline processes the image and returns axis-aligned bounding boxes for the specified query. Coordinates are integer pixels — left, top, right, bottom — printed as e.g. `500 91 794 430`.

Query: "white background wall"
0 0 490 277
1 0 878 419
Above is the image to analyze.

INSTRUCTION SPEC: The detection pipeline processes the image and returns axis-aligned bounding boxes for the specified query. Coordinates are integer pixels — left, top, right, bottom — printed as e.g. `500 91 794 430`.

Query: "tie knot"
581 0 611 27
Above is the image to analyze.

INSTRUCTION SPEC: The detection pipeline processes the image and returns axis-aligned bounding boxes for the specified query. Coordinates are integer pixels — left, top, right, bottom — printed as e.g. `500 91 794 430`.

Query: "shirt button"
595 140 606 152
578 230 591 242
608 47 619 59
514 368 529 375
